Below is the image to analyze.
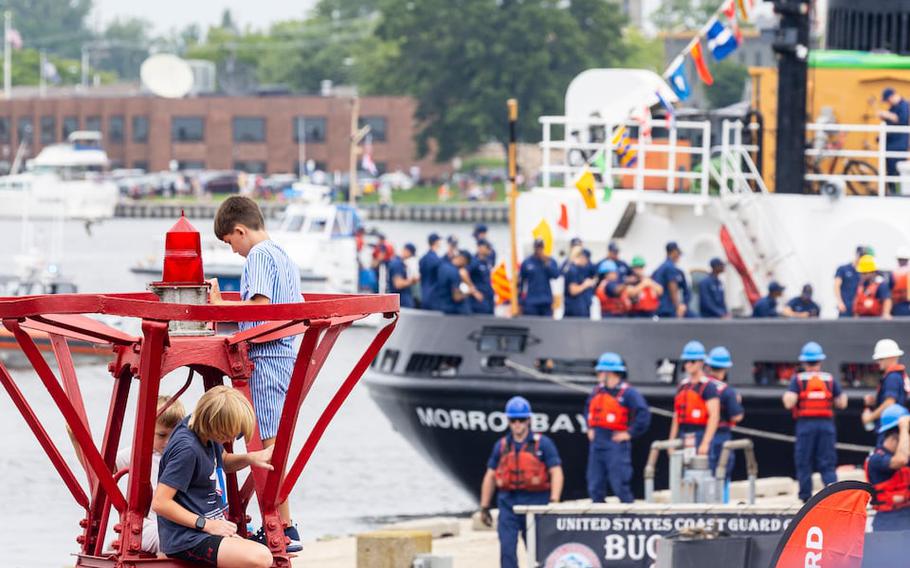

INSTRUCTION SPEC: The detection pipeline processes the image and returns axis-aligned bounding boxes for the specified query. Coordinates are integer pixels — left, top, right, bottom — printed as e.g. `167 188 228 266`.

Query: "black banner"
533 511 794 568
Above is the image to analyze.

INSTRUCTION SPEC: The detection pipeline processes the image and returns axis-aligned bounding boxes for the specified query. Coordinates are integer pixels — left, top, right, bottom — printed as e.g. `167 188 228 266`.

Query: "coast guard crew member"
585 352 651 503
865 404 910 531
834 246 866 317
698 258 728 318
782 284 820 318
595 260 628 318
432 250 472 315
653 241 689 318
668 341 720 457
752 281 785 317
472 224 497 266
878 87 910 193
418 233 442 310
386 245 416 308
890 247 910 316
854 254 892 319
468 240 495 314
518 239 559 316
705 347 744 483
479 397 564 568
863 339 909 436
626 256 663 318
782 341 847 502
563 249 596 318
597 242 630 283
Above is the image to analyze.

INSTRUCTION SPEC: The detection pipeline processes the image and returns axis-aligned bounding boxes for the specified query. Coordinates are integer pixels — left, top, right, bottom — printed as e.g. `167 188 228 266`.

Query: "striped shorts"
250 356 295 440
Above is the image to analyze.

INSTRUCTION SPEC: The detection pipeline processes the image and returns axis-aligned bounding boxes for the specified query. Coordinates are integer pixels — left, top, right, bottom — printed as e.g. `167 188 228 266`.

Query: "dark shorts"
167 535 223 565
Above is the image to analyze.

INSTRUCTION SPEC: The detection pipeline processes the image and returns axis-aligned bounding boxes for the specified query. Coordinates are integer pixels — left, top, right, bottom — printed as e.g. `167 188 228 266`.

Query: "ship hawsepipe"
366 309 900 501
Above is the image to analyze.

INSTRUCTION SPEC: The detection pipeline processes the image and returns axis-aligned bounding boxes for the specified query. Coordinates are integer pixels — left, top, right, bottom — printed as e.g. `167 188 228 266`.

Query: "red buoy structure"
0 219 399 567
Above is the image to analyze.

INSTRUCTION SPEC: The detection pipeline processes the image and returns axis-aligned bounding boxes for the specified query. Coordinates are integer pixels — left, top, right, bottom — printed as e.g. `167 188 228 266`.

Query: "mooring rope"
502 358 875 454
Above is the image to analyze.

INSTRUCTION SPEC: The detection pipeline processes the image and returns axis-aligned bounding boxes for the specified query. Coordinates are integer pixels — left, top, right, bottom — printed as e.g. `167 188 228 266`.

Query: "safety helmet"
706 346 733 369
504 396 532 419
873 338 904 360
798 341 826 362
857 254 877 274
879 404 910 434
595 352 626 373
631 255 646 268
679 340 707 362
598 260 618 275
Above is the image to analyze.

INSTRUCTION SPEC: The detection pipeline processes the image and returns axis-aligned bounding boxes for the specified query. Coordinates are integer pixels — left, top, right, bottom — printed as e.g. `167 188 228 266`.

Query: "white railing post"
701 122 711 201
635 121 645 192
542 118 551 189
666 120 678 193
721 120 730 194
606 121 615 190
879 120 888 197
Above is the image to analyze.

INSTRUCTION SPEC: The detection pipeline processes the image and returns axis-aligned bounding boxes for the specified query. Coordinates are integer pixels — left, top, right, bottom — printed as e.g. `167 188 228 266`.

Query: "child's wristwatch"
195 516 206 530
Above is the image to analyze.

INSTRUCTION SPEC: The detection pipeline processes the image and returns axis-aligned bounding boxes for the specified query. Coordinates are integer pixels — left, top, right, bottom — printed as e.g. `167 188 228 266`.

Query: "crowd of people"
478 337 910 566
372 225 908 319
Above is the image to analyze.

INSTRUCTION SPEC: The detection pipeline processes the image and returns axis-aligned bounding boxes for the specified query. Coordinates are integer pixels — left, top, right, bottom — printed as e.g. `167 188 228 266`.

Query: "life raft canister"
494 433 551 492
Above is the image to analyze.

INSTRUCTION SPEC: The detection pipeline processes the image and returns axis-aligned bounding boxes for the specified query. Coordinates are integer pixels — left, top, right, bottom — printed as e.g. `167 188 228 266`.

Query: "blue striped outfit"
239 240 301 439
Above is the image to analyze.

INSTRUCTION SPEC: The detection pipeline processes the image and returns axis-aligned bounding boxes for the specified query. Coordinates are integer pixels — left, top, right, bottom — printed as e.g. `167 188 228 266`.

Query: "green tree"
621 27 665 73
651 0 716 31
371 0 628 160
93 17 153 81
705 59 748 108
1 0 93 58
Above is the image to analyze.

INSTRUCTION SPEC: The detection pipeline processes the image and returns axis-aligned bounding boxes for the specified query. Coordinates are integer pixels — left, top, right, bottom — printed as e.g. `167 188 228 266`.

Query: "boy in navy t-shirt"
153 386 274 567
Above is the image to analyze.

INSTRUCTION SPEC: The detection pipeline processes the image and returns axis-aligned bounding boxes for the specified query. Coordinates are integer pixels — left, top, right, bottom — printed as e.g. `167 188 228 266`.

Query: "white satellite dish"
140 54 195 99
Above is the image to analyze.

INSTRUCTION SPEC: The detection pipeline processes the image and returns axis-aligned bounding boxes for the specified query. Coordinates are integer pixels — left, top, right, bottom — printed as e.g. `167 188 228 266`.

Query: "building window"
109 160 124 170
132 160 149 172
0 117 9 143
178 160 205 170
294 160 327 174
233 117 266 143
17 117 33 144
172 117 205 142
234 160 267 174
62 116 79 139
132 116 149 143
85 116 101 133
40 116 56 145
109 116 124 143
292 116 327 143
359 116 387 142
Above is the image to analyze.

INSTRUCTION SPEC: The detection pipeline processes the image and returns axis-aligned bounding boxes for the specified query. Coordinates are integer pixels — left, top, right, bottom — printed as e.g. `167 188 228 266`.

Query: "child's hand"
203 518 237 537
208 278 222 304
248 445 274 470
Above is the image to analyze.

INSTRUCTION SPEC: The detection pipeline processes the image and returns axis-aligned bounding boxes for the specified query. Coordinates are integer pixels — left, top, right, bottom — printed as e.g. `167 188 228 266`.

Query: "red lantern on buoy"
161 212 204 284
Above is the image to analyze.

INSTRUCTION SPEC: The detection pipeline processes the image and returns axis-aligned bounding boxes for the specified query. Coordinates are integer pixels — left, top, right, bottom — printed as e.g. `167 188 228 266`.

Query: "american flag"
6 28 22 50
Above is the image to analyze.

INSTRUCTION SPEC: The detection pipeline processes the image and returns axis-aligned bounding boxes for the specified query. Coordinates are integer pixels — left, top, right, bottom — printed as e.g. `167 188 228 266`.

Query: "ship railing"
803 121 910 197
716 119 768 195
538 115 713 203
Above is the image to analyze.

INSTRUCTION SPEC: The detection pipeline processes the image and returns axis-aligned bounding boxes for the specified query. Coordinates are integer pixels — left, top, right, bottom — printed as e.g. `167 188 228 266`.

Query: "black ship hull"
366 310 906 501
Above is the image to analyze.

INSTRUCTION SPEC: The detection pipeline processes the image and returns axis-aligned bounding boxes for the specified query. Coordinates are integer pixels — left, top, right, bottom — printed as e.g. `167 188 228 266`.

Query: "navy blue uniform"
709 379 744 482
835 262 860 317
487 434 561 568
787 373 842 501
752 295 778 318
386 256 414 308
468 257 494 314
563 263 593 318
787 297 820 317
585 383 650 503
698 274 727 318
418 250 441 310
652 259 687 318
596 257 630 282
885 99 910 182
866 448 910 531
876 368 908 437
518 256 558 316
432 262 470 315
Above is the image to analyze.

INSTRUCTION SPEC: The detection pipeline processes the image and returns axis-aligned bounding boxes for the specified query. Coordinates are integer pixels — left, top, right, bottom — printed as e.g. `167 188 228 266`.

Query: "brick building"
0 85 449 178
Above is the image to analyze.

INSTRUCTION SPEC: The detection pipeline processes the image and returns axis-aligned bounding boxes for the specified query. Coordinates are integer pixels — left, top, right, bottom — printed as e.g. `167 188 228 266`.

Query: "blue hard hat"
595 352 626 373
598 259 618 275
680 340 707 361
799 341 826 362
879 404 910 434
504 396 532 419
706 346 732 369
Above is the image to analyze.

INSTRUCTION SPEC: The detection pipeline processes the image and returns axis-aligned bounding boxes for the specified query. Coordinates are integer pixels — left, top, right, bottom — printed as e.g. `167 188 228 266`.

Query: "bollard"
644 438 682 503
356 530 432 568
714 438 758 504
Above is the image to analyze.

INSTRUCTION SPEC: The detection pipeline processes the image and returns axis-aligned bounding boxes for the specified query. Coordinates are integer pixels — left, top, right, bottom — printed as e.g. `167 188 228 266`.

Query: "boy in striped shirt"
210 195 303 552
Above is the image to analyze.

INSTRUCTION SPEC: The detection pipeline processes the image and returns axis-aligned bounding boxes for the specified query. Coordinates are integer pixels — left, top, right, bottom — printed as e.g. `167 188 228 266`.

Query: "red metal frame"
0 291 398 567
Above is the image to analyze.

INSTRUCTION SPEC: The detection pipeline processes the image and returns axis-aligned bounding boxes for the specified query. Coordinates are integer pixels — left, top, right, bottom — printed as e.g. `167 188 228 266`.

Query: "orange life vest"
892 267 910 304
865 452 910 512
674 379 710 426
588 383 630 430
630 284 660 313
854 278 884 317
494 434 551 492
793 372 835 419
596 280 629 315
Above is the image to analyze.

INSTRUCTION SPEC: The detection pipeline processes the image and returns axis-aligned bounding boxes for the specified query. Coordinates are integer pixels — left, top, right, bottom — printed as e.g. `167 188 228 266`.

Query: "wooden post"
349 96 360 205
507 99 520 317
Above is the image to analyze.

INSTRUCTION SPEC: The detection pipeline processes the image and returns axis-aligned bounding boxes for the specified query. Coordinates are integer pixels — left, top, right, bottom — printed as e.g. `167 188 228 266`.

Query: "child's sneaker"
285 525 302 553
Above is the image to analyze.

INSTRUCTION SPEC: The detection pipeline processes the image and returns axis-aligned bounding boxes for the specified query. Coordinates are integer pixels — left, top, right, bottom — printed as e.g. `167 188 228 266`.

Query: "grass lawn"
357 182 508 205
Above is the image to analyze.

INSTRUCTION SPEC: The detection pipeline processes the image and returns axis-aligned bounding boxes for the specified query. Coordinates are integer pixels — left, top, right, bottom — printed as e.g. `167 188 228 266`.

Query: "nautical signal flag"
706 18 738 61
689 42 714 86
611 126 637 169
532 219 554 255
574 168 598 210
557 204 569 230
667 61 690 101
491 262 513 304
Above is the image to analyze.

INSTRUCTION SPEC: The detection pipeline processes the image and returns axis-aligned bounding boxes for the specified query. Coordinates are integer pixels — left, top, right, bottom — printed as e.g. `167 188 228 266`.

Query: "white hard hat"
898 246 910 260
873 338 905 360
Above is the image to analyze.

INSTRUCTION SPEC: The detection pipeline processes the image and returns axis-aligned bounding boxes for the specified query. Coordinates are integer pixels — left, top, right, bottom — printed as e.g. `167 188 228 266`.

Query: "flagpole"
507 98 520 318
4 11 11 100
